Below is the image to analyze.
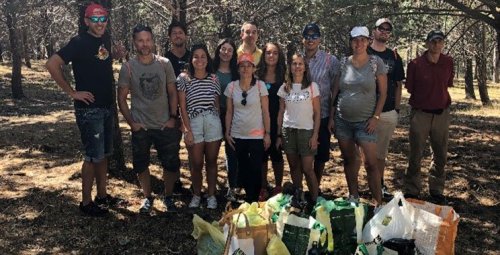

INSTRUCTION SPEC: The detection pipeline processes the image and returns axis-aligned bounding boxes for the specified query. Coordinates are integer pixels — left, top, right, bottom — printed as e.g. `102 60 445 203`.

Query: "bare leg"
359 142 382 205
377 158 386 187
189 142 205 196
338 140 359 198
302 155 318 201
205 140 221 196
286 153 303 189
137 169 152 197
81 161 96 205
94 158 108 198
313 161 325 187
163 171 179 197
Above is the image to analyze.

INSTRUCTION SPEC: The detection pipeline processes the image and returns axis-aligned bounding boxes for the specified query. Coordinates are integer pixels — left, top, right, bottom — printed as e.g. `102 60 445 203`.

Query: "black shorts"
131 128 182 174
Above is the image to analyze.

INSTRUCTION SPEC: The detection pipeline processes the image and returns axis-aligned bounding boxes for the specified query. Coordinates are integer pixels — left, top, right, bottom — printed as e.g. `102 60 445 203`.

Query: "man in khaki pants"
404 30 454 204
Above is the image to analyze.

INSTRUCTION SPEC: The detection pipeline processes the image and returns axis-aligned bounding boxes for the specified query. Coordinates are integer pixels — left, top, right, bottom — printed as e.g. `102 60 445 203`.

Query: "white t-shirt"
277 82 320 130
224 80 269 139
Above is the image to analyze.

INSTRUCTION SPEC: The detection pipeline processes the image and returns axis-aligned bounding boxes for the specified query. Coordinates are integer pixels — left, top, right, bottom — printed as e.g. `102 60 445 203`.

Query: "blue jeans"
75 107 113 162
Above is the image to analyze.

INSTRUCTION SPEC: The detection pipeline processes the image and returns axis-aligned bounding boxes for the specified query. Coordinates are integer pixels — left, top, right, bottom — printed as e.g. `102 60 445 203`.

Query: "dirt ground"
0 61 499 254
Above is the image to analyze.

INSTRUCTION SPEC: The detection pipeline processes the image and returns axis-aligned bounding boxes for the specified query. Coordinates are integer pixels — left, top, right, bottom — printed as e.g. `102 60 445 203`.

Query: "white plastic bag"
362 192 415 244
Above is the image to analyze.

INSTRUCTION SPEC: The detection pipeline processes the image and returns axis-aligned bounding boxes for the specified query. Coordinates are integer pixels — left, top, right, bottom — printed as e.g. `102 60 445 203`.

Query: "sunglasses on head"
377 26 392 33
304 34 320 40
241 91 248 106
88 16 108 23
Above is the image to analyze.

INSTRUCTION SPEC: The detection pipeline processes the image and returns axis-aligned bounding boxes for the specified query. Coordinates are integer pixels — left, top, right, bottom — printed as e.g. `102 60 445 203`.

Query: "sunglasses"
241 91 248 106
377 26 392 33
304 34 320 41
88 16 108 23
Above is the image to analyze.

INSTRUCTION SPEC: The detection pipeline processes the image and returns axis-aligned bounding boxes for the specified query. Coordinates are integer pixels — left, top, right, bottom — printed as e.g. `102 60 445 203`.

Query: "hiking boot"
95 194 128 208
79 201 108 217
382 185 394 201
189 195 201 208
206 195 217 209
139 197 154 214
430 194 447 205
225 188 237 202
163 196 177 212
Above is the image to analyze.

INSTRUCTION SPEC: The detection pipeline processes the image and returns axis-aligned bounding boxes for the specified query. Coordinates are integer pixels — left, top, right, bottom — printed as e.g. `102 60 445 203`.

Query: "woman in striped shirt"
177 44 222 209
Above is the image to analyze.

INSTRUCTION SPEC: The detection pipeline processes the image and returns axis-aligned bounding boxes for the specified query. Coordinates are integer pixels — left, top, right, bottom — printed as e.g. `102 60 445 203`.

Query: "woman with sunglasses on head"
328 26 387 208
276 52 321 203
213 38 240 201
177 44 222 209
224 53 271 203
255 42 286 200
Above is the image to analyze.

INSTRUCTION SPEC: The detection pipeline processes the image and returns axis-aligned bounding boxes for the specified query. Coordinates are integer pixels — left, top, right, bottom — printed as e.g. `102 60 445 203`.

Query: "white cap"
375 18 393 28
350 26 370 38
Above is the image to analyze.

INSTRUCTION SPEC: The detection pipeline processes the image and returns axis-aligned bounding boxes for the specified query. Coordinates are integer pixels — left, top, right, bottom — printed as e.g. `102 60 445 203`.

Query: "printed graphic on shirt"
95 44 109 60
139 73 161 100
284 89 311 103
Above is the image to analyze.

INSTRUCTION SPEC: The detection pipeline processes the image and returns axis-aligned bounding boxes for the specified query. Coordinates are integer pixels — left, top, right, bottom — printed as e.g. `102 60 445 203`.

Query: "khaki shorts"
282 127 317 156
375 110 398 159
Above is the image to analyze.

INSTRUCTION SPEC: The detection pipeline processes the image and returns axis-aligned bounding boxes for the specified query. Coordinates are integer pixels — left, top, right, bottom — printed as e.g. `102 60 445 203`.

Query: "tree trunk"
5 0 24 99
22 29 32 68
476 24 491 106
77 0 130 179
494 31 499 83
464 58 475 99
0 43 3 62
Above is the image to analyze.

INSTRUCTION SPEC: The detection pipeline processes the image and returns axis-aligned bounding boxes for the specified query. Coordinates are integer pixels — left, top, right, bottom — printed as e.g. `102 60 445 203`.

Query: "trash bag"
192 214 225 255
266 234 291 255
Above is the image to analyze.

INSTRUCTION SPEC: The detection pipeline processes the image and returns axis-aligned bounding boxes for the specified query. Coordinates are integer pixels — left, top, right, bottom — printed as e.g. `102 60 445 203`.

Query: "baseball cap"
375 18 393 29
302 23 321 38
426 30 445 41
350 26 370 38
85 3 108 17
237 53 255 65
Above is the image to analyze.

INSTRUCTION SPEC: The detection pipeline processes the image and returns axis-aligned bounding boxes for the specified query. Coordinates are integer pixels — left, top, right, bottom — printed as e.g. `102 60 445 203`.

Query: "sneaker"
206 195 217 209
163 196 177 212
79 201 108 217
189 195 201 208
382 185 394 200
225 188 237 202
139 197 154 214
95 194 128 208
258 188 268 202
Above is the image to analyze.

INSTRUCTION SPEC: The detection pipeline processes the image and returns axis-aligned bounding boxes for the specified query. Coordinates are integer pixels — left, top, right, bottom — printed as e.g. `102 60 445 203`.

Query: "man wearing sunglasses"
46 3 125 216
117 25 180 214
368 18 405 200
302 23 339 189
404 30 454 204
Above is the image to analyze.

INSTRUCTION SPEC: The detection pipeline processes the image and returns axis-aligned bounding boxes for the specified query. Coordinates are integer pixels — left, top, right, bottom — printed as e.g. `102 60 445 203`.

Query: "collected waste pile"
192 188 459 255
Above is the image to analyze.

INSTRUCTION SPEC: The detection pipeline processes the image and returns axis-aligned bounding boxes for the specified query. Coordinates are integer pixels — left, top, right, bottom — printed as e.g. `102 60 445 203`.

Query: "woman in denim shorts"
177 44 222 209
328 26 387 207
276 52 321 203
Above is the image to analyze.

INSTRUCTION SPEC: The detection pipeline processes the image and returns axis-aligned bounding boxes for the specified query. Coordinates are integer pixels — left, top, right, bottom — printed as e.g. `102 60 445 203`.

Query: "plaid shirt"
306 50 339 118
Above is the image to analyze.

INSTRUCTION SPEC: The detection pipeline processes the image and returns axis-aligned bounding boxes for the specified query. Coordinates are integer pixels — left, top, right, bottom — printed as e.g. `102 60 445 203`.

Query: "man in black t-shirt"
368 18 405 199
165 21 190 77
46 3 125 216
165 21 190 193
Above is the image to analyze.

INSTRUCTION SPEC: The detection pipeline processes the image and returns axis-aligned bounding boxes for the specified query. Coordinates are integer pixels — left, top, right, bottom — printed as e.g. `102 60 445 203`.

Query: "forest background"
0 0 499 254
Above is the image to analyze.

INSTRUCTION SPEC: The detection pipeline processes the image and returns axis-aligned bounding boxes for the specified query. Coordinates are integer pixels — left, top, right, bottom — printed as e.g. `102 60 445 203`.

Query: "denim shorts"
74 107 114 162
334 114 377 143
131 128 182 173
189 111 223 144
282 127 317 156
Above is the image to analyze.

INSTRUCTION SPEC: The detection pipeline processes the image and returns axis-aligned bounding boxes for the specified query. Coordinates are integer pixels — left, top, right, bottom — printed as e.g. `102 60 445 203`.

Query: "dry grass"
0 60 499 254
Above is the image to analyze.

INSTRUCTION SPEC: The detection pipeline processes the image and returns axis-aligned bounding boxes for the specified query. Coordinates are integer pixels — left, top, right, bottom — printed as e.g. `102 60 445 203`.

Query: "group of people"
46 3 454 217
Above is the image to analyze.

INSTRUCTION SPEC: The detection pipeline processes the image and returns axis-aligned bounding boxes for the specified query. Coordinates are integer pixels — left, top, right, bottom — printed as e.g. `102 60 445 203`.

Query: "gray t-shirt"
337 56 387 122
117 55 176 129
224 80 269 139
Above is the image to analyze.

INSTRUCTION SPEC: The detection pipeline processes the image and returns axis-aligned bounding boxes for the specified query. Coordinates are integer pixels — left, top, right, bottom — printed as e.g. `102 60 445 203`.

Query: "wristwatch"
373 115 380 120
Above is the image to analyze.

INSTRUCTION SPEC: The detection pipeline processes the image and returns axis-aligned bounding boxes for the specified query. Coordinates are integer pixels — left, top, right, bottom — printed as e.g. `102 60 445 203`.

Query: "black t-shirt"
57 32 114 108
165 50 191 77
265 81 281 136
368 47 405 112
